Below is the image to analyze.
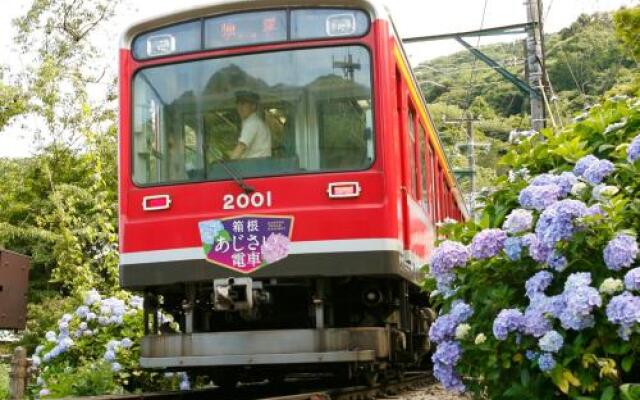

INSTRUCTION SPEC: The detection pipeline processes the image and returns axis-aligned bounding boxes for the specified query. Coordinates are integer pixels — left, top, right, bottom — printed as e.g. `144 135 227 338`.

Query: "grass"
0 363 9 400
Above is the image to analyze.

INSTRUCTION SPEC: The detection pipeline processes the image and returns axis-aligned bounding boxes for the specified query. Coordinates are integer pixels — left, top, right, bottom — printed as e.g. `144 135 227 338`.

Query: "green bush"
29 289 179 397
0 363 8 399
426 96 640 399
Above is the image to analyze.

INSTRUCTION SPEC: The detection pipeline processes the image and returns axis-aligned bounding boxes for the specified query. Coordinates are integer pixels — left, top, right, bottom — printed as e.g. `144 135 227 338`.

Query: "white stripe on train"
119 238 405 265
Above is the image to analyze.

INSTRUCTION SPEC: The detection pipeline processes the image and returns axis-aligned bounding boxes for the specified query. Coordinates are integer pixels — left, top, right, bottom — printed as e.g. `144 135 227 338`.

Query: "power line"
461 0 490 117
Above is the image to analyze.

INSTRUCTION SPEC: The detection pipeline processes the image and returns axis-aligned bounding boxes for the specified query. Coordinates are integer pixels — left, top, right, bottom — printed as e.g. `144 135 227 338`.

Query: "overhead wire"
460 0 490 119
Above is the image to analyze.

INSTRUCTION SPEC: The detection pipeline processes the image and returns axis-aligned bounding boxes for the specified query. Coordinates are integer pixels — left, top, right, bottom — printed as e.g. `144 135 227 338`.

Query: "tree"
0 0 122 299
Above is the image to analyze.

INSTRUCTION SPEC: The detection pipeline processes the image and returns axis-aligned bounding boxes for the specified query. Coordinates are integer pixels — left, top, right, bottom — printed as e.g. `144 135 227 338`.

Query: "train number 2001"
223 191 273 210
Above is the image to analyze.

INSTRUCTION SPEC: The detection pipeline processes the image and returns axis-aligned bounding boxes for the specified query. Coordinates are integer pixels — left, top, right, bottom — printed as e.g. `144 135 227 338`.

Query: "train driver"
229 90 272 160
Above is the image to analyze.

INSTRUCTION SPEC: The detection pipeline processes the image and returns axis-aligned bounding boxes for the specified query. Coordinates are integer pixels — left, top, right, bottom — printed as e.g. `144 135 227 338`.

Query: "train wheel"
360 370 379 387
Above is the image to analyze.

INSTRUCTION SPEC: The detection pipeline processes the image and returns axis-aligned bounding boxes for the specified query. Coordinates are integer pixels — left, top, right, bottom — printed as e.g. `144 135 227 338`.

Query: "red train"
119 0 466 384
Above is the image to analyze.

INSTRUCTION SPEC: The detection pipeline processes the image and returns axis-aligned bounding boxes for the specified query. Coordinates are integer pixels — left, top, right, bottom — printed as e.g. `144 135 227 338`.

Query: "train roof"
120 0 391 49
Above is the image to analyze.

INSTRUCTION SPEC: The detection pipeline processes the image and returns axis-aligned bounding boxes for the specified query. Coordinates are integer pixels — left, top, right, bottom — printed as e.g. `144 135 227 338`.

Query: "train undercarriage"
140 276 435 385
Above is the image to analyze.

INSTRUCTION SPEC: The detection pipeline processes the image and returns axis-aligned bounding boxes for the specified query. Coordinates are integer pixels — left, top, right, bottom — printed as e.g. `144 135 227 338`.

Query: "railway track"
63 371 433 400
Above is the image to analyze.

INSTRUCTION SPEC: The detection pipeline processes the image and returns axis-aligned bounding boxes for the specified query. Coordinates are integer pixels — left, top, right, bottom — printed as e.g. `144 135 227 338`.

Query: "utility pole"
446 115 485 216
525 0 545 131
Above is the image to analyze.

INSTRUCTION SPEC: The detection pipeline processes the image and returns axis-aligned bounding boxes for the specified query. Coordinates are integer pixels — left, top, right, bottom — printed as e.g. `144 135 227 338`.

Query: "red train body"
118 0 466 381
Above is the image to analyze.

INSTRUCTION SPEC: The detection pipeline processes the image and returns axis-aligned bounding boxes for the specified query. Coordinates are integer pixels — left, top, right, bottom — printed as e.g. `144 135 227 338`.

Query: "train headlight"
326 14 356 36
146 34 176 57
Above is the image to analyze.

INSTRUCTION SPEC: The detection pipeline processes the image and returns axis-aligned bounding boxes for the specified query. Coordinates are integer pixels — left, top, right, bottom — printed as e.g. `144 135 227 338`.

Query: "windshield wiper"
210 148 255 194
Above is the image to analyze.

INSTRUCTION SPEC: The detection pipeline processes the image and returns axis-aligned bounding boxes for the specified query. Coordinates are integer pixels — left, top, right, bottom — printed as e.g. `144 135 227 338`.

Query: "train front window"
132 46 374 185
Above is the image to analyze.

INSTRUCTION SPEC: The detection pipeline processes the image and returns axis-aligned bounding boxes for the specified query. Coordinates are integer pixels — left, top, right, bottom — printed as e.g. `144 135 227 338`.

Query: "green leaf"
621 384 640 400
601 386 615 400
622 355 635 372
520 368 530 387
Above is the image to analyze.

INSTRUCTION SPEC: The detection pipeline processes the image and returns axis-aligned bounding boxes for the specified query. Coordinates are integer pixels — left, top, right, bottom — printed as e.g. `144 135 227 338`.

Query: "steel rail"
62 371 433 400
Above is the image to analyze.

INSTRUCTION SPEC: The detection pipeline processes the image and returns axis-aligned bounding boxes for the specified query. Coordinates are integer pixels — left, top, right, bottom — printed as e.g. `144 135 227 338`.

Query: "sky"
0 0 638 158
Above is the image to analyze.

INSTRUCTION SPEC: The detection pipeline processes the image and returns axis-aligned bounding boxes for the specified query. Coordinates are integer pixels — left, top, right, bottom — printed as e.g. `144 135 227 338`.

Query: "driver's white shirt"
238 113 271 158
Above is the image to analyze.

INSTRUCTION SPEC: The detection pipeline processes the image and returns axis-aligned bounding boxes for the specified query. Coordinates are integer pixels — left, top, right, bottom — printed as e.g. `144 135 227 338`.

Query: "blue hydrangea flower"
504 237 523 261
526 234 554 263
429 315 458 344
503 209 533 234
433 357 466 393
525 271 553 299
450 300 474 322
199 220 225 245
573 155 598 177
546 251 568 272
628 134 640 163
432 340 463 366
432 341 466 392
584 159 615 184
470 229 507 259
538 353 557 372
624 268 640 291
493 309 524 340
530 174 556 186
519 184 561 211
565 272 592 291
522 309 552 337
606 291 640 340
525 350 539 361
538 330 563 353
554 172 579 197
560 285 601 331
604 234 638 271
586 204 605 217
535 199 588 247
429 241 470 276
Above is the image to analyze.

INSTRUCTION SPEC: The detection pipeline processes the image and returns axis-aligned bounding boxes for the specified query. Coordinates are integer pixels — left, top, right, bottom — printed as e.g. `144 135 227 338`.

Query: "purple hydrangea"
538 330 563 353
526 234 554 263
493 309 524 340
504 237 523 261
522 309 553 337
624 268 640 291
429 301 473 344
429 315 458 344
547 251 568 272
530 172 577 198
525 271 553 299
450 300 474 322
470 229 507 259
535 199 588 247
503 209 533 234
606 292 640 340
433 358 465 393
583 159 615 184
530 174 556 186
560 285 601 331
433 340 463 366
429 241 470 276
518 184 561 211
565 272 592 291
432 341 466 392
573 155 598 177
628 134 640 163
538 353 557 372
604 234 638 271
586 204 605 217
554 172 579 198
526 350 539 361
262 233 290 263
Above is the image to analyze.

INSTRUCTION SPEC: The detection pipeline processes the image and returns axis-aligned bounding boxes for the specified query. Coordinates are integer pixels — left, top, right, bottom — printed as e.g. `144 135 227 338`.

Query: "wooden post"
9 347 29 400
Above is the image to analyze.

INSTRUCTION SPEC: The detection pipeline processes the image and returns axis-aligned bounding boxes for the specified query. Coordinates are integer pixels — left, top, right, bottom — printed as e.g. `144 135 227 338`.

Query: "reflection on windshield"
132 46 374 185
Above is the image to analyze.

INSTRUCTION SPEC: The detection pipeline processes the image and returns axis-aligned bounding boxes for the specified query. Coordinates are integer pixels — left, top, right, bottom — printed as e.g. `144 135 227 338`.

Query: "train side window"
427 144 436 221
418 124 428 212
407 108 418 199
